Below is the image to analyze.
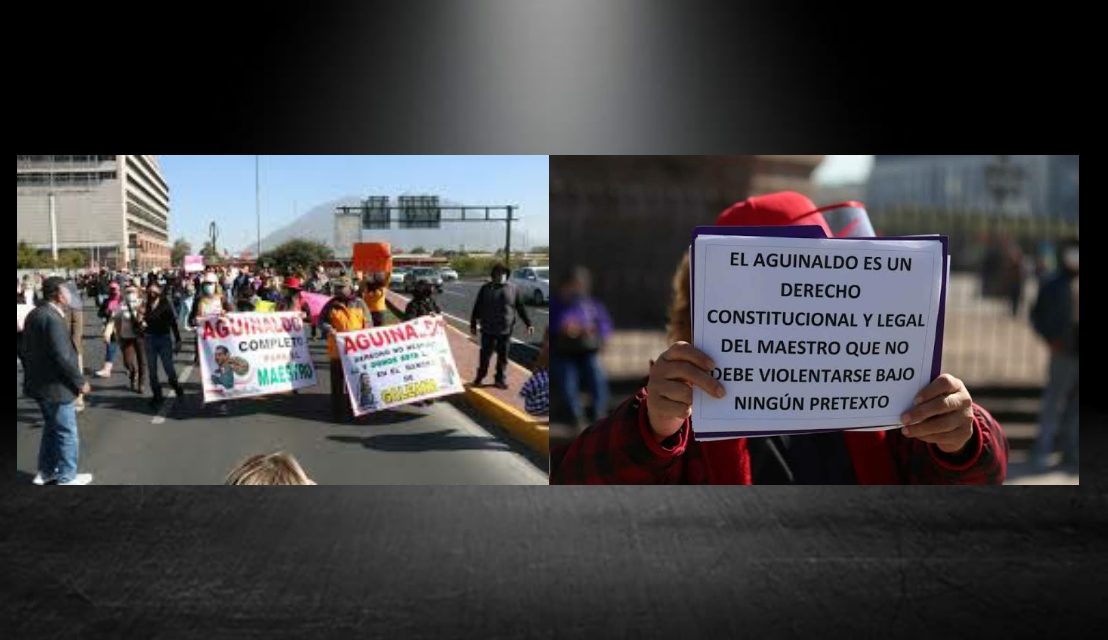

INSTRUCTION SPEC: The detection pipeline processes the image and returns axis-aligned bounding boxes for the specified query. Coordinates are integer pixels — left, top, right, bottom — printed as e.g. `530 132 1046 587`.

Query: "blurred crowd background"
549 155 1079 483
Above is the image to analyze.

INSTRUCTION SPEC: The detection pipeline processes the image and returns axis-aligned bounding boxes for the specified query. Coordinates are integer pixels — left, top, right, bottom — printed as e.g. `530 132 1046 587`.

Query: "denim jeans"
1033 352 1079 465
145 333 177 396
105 338 118 365
36 399 79 483
177 298 193 330
551 351 609 424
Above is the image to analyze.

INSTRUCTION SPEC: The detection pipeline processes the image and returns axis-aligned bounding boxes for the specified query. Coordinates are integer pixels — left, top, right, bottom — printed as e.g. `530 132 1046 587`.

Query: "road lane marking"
152 364 193 425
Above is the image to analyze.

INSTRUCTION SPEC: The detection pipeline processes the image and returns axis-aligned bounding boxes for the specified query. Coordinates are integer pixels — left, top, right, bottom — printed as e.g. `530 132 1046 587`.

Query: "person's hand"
645 342 725 441
81 381 92 395
526 325 535 337
900 374 975 454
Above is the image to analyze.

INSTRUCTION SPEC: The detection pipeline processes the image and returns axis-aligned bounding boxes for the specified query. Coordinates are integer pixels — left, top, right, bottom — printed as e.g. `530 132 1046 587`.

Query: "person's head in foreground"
551 191 1009 486
42 276 71 307
559 266 592 302
490 263 508 284
225 451 316 485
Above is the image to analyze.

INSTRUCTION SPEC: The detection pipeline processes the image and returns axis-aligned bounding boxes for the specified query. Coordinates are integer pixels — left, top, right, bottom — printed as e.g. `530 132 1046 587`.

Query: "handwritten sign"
197 312 317 403
691 234 945 439
336 316 463 415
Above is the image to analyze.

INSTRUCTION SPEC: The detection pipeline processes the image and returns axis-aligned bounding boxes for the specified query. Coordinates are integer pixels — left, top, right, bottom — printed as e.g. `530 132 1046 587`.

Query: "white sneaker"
58 473 94 485
32 472 57 485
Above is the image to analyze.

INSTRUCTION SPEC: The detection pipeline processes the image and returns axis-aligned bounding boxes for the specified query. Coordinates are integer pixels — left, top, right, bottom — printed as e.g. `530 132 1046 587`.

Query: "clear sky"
161 155 550 252
812 155 874 185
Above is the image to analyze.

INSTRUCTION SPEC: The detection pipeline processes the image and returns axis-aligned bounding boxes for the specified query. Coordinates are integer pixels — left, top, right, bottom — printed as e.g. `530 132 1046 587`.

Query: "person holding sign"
320 277 371 422
552 192 1008 485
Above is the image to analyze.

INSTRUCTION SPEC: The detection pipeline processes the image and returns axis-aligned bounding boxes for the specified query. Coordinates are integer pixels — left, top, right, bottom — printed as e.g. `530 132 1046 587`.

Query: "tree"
531 245 549 254
17 241 48 269
257 239 334 275
410 246 427 254
56 249 86 270
200 241 222 264
171 237 192 266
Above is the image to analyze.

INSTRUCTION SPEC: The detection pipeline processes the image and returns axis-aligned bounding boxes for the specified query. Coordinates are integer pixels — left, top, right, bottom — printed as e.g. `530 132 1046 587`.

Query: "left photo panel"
16 155 550 485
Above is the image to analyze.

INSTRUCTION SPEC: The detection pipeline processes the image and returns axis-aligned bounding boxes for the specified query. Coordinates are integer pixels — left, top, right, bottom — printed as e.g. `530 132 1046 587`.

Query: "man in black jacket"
21 276 94 485
469 264 533 389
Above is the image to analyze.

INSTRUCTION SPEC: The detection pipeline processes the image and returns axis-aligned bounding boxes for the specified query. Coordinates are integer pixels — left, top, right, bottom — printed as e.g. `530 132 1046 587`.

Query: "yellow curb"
462 384 549 456
386 295 549 456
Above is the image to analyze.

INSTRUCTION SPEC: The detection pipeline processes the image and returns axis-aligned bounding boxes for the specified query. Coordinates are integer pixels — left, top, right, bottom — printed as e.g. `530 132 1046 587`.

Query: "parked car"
439 267 459 282
404 267 444 293
510 266 549 305
390 267 410 286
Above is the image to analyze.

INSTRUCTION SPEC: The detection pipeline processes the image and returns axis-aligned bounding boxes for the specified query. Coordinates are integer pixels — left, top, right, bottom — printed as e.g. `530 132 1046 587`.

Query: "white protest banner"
197 312 317 403
691 234 945 438
336 316 463 416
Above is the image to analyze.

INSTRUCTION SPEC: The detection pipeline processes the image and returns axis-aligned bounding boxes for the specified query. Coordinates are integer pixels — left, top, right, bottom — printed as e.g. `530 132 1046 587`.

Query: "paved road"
399 278 548 368
16 302 548 485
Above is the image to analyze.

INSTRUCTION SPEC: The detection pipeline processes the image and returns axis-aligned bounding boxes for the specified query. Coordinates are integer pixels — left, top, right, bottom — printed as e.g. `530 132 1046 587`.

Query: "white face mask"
127 294 139 304
494 274 506 284
1063 247 1079 271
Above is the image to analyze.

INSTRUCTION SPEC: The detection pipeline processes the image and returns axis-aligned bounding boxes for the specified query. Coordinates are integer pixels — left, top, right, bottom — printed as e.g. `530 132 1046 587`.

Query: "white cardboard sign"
691 235 944 439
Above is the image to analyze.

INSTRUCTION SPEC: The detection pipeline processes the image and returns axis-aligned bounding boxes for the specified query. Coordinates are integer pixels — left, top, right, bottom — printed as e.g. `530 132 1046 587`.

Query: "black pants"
477 332 510 384
330 359 350 421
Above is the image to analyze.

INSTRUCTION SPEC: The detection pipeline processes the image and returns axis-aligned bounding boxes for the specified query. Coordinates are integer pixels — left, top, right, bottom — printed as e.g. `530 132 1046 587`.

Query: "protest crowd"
18 258 525 484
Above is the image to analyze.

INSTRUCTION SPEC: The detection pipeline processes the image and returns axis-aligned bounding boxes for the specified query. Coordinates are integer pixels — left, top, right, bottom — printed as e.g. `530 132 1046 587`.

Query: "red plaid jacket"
551 387 1008 484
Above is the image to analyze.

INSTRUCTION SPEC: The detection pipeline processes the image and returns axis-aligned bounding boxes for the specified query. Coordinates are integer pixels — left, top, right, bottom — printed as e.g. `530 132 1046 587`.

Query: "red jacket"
551 387 1008 484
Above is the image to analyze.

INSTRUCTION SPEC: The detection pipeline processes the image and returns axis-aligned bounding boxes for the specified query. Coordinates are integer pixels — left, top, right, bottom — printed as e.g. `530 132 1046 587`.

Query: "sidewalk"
386 290 549 456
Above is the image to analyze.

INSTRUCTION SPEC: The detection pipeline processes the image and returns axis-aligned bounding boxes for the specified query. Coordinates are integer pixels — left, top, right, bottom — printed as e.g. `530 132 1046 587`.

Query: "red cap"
715 191 832 237
285 277 302 290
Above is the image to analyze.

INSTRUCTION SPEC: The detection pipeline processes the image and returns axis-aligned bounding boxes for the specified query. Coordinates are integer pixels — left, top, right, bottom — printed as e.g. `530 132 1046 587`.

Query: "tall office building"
17 155 171 271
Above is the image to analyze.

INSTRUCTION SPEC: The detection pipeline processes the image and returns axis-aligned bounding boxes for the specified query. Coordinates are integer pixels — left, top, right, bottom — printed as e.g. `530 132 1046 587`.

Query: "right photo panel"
547 155 1080 485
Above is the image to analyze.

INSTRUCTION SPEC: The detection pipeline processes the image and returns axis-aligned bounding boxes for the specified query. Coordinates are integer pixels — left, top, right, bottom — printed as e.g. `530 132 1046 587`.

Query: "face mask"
1063 247 1079 271
493 274 506 284
203 284 215 295
127 294 139 304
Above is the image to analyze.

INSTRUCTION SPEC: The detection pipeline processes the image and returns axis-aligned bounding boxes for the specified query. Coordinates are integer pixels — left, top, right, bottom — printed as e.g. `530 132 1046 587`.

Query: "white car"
404 267 444 293
510 266 549 305
439 267 459 281
390 267 410 286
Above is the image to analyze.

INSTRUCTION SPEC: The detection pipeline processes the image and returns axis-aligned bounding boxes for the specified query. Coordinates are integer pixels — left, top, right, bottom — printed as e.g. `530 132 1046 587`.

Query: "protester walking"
141 280 184 408
320 277 370 421
22 276 94 485
114 285 147 393
93 281 123 378
1030 239 1079 472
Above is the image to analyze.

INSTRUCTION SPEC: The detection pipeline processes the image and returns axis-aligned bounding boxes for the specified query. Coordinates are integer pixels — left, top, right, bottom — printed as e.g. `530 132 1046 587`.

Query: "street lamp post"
209 221 219 265
256 155 261 259
985 155 1025 214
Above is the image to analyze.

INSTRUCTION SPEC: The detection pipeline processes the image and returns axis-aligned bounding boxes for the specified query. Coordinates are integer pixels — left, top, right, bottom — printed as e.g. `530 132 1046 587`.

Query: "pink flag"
300 292 332 326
